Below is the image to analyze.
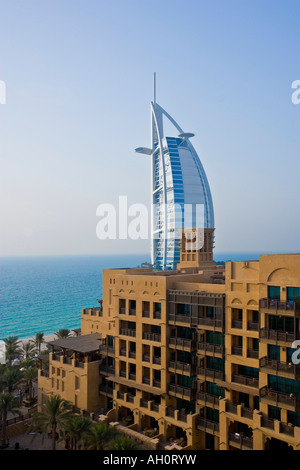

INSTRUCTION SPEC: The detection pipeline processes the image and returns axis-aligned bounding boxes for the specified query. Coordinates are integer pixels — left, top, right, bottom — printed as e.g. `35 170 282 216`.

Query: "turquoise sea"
0 253 259 341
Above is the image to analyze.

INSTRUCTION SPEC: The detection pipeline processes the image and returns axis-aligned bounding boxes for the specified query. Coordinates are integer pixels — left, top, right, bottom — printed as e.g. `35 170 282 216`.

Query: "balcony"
82 307 103 317
260 298 300 317
168 337 196 352
153 379 161 388
99 384 113 396
197 342 224 356
225 402 254 420
140 398 149 409
231 374 259 389
142 310 150 318
153 311 161 320
119 328 136 338
128 351 136 359
142 354 150 363
247 349 259 359
260 414 295 438
231 346 243 357
119 348 126 357
197 392 220 408
196 417 219 434
99 365 115 376
99 345 115 357
247 321 259 332
129 309 136 316
260 328 300 345
153 356 161 365
142 376 150 385
259 357 300 379
119 308 126 315
231 319 243 330
150 402 159 412
142 332 161 343
126 393 135 404
228 432 253 450
129 373 136 381
168 384 195 400
168 361 195 376
197 367 225 382
168 314 223 330
166 407 175 418
260 386 300 411
119 369 126 378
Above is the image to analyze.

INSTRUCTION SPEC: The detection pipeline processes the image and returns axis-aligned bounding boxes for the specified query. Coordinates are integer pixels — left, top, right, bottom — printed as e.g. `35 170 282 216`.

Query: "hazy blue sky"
0 0 299 257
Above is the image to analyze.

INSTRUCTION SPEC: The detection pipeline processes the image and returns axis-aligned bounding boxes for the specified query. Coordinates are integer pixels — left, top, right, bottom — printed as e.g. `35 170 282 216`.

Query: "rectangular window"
268 286 280 300
287 287 300 301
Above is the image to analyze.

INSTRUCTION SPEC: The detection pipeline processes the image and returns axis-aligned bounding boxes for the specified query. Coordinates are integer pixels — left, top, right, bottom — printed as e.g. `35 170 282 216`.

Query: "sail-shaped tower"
135 74 215 270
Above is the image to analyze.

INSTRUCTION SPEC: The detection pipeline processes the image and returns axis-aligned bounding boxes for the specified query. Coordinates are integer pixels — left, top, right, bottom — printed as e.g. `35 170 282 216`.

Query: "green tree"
82 422 116 450
112 435 140 450
4 337 22 366
21 341 37 360
0 393 20 448
64 415 92 450
34 333 45 354
29 395 73 450
55 329 71 340
0 366 24 395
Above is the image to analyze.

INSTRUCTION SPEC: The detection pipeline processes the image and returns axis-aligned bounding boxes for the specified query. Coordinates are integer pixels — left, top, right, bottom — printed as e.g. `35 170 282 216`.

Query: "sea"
0 253 259 341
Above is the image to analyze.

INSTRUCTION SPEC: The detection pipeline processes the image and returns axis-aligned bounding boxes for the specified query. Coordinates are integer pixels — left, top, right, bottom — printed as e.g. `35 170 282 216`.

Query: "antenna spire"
153 72 156 104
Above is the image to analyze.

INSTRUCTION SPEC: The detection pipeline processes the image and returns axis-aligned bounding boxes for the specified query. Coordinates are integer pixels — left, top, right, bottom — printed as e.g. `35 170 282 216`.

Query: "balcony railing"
168 314 223 329
153 379 161 388
247 321 259 331
247 348 259 359
280 422 295 437
197 342 224 355
196 417 219 434
261 415 275 430
260 386 300 409
142 354 150 362
166 407 175 418
231 346 243 356
150 402 159 412
119 370 126 378
153 311 161 319
119 348 126 357
140 398 148 408
259 357 300 378
119 328 136 338
260 328 300 344
260 298 300 315
126 394 135 404
142 332 161 342
168 384 195 399
168 361 195 375
168 337 196 351
153 356 161 365
228 432 253 449
142 376 150 385
142 310 150 318
129 309 136 316
197 367 225 382
129 373 136 381
128 351 136 359
99 345 115 356
231 319 243 329
99 385 113 396
231 374 259 389
99 365 115 376
119 308 126 315
197 392 220 407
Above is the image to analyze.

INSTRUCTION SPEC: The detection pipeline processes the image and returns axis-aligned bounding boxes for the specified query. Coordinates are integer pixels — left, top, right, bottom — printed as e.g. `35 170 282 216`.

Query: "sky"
0 0 299 257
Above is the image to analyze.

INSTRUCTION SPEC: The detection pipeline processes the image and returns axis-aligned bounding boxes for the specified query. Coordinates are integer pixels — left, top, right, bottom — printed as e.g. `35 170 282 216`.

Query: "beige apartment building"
38 229 300 450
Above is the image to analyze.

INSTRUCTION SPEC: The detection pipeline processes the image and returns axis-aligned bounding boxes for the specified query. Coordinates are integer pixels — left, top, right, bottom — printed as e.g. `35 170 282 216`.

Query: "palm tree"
4 337 22 365
29 395 73 450
55 329 71 340
21 341 37 360
22 365 38 402
112 435 140 450
0 393 20 448
82 422 116 450
34 333 44 354
0 366 24 395
63 415 92 450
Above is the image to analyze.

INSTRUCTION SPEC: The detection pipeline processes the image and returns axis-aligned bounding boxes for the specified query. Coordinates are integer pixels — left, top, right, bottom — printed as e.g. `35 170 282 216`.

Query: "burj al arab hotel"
135 74 215 271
